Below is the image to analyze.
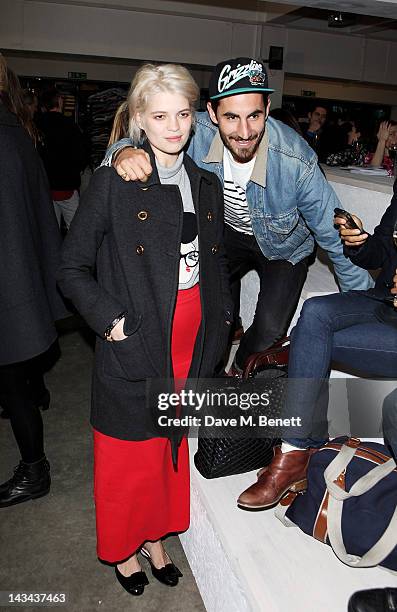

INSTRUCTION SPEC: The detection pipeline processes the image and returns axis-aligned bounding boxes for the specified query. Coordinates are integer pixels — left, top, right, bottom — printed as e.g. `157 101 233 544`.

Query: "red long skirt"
94 284 201 563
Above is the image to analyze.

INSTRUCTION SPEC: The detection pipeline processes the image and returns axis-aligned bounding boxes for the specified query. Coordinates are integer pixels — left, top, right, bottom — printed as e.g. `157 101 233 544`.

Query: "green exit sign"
301 89 316 97
68 71 87 80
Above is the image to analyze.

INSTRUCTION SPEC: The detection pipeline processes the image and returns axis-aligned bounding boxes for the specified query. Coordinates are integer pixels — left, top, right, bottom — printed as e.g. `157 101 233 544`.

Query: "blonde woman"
57 64 232 596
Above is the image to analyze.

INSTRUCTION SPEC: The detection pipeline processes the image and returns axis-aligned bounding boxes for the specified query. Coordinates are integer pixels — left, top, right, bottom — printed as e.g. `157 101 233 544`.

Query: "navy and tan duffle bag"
276 437 397 571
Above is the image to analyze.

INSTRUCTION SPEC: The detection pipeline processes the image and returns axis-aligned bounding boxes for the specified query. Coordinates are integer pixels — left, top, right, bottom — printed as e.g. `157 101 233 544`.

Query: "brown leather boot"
237 446 316 510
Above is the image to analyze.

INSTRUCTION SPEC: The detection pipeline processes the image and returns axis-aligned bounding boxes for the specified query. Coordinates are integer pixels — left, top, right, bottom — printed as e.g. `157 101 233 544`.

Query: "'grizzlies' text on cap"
209 58 274 100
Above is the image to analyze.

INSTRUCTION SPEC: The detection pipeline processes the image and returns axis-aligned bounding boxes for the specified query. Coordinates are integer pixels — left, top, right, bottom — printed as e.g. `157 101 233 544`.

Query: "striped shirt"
223 149 255 235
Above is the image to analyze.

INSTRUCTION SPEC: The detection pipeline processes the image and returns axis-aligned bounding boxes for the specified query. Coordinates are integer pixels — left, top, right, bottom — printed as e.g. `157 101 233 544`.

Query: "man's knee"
297 294 338 327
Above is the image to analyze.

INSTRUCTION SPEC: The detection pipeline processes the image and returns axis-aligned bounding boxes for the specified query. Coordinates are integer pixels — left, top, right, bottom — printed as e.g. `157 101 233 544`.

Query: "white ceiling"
264 1 397 41
261 0 397 20
24 0 397 41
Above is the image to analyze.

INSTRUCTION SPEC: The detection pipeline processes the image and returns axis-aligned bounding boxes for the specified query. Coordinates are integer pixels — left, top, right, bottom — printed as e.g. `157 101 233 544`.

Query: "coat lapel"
113 142 211 308
184 155 201 217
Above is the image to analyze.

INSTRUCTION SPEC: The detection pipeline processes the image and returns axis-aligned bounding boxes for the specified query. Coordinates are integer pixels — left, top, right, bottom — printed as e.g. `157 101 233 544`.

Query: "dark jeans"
224 225 308 369
284 291 397 454
0 357 47 463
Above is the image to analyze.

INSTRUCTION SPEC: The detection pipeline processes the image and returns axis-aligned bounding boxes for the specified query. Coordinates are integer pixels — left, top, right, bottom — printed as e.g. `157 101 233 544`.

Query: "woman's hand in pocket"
110 318 128 341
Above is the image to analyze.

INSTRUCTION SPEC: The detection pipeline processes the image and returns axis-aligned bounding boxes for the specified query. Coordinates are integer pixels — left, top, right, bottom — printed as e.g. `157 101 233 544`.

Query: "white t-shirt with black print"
156 153 199 290
223 148 255 235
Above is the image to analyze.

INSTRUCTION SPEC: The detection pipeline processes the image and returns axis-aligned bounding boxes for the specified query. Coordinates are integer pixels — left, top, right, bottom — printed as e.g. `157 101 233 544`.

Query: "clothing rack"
86 87 128 169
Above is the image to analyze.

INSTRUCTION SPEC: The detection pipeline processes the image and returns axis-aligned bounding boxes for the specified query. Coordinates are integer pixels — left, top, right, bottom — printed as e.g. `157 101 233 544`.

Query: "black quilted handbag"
194 339 289 479
194 428 279 479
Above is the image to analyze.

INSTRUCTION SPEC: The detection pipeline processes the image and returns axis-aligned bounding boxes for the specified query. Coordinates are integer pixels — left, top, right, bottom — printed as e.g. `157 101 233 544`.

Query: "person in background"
57 63 232 597
326 119 370 167
300 103 328 158
0 66 52 422
22 89 38 120
3 68 38 145
0 56 66 507
366 120 397 173
269 107 303 136
22 89 45 151
106 58 372 376
37 87 88 229
237 179 397 509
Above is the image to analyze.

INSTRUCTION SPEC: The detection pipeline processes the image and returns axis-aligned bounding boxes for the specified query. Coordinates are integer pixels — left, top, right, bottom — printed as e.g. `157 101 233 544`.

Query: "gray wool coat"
57 143 233 448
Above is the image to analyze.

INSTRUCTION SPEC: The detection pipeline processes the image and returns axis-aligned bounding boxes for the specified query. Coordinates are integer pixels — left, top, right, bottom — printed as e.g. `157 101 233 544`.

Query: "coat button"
225 320 232 326
137 210 148 221
136 245 144 255
211 244 218 254
207 211 213 222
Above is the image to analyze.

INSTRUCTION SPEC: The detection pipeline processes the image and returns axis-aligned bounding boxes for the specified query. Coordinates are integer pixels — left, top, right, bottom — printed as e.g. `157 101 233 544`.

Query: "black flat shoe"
115 566 149 596
140 548 182 587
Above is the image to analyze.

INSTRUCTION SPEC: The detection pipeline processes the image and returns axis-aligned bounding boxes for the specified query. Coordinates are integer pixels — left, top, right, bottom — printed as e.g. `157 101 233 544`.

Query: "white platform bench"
180 231 396 611
180 436 396 612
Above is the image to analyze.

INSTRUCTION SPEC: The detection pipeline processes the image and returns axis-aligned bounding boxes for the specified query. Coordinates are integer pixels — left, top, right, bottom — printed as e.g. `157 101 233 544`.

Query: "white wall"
285 29 363 81
4 54 216 88
283 27 397 86
284 75 397 106
0 0 261 66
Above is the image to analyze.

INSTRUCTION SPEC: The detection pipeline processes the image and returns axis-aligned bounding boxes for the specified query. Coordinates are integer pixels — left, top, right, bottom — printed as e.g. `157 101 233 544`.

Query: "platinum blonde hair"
109 63 199 146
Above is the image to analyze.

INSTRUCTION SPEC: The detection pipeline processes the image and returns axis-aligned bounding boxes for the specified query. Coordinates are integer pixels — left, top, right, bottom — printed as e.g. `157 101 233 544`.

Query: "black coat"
0 105 67 366
344 178 397 328
57 146 233 443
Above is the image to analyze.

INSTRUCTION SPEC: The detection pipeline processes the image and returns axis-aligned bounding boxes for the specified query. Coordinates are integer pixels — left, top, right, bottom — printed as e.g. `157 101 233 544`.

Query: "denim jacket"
104 112 373 292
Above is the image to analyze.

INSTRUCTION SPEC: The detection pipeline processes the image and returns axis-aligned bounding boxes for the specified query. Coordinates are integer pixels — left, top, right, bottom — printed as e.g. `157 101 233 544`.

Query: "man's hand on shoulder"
114 147 153 182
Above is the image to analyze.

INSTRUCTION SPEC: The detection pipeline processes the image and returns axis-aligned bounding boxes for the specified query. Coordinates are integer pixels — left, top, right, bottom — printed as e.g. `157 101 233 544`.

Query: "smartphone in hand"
334 208 364 233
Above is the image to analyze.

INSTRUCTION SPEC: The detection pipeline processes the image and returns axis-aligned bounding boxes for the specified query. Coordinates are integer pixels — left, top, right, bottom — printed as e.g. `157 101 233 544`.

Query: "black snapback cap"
209 57 274 100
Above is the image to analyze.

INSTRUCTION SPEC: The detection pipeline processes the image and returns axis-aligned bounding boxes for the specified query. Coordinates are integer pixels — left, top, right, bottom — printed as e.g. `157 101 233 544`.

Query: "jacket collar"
138 138 212 189
137 138 210 219
202 127 268 188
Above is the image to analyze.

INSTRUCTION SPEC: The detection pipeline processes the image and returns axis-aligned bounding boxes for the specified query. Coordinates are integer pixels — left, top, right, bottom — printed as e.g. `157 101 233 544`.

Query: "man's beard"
220 127 265 163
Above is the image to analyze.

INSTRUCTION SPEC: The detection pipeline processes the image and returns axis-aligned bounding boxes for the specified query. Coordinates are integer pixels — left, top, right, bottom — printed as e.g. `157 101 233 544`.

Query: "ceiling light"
328 12 344 26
